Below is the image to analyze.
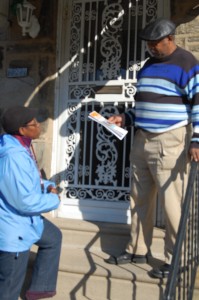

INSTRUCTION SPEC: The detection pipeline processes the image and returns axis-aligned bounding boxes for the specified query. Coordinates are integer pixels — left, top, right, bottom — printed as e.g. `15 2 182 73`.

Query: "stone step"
18 217 199 300
52 217 165 260
21 246 199 300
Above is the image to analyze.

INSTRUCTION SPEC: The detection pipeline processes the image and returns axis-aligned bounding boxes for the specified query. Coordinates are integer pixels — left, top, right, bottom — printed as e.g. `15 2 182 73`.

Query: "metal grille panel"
62 0 159 203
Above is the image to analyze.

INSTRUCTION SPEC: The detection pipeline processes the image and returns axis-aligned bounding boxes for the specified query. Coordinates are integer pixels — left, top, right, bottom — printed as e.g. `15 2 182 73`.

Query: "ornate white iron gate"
54 0 168 223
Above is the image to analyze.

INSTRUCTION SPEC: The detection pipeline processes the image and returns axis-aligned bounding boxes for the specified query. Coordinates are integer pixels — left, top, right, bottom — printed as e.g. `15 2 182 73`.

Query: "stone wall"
175 15 199 61
0 0 57 178
171 0 199 60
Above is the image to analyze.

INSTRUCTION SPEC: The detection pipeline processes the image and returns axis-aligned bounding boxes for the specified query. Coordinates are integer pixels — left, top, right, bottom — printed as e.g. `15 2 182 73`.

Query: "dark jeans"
0 218 62 300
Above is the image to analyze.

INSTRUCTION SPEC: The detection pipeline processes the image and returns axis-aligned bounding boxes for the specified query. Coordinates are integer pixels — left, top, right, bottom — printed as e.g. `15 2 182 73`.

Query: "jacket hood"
0 134 26 158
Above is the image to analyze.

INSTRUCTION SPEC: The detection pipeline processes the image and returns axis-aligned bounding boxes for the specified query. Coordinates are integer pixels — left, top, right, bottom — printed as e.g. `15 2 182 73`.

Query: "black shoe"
104 251 148 265
149 263 170 279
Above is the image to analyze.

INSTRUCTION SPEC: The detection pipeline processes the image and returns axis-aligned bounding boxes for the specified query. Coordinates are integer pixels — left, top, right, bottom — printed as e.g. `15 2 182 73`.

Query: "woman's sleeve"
1 152 60 215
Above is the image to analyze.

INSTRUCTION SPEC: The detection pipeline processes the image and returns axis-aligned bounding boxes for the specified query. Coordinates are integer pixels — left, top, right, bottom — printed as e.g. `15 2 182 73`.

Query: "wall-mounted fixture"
16 0 40 38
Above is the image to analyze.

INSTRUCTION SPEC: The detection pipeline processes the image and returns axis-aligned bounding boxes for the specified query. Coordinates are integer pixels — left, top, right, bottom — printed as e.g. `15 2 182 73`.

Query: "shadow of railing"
68 223 131 300
164 161 199 299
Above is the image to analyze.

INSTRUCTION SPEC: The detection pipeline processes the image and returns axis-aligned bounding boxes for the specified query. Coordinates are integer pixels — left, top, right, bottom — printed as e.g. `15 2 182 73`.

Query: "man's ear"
168 35 174 41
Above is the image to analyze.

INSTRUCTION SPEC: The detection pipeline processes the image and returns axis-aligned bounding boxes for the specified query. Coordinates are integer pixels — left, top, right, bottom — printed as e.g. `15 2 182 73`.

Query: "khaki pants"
126 125 192 264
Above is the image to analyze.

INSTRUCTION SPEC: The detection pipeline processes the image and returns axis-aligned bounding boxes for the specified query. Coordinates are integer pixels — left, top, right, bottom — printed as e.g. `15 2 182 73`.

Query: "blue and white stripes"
125 47 199 141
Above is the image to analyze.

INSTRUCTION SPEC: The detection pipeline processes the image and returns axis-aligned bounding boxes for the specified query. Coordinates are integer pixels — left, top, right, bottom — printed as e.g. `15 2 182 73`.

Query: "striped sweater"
125 47 199 142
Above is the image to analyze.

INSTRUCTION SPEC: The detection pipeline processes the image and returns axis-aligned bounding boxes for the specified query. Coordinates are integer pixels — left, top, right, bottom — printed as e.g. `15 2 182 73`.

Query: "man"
104 18 199 279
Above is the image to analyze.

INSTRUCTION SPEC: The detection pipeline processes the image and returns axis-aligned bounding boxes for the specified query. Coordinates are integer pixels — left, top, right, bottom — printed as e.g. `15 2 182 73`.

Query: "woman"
0 106 62 300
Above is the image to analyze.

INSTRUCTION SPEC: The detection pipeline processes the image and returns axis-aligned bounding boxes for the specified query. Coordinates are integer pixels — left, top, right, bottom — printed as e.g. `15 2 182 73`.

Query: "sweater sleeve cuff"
191 133 199 144
124 111 134 127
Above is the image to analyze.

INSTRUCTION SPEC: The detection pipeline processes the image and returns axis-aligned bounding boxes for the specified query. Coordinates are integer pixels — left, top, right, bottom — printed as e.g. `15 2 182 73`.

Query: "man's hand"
189 144 199 162
108 113 125 128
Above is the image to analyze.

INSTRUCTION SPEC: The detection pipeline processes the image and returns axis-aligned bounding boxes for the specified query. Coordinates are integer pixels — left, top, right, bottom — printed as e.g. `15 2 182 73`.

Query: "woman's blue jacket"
0 134 60 252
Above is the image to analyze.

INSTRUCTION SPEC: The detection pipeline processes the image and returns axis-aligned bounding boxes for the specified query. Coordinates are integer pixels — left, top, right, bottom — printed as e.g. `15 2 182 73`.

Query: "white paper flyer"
88 111 128 140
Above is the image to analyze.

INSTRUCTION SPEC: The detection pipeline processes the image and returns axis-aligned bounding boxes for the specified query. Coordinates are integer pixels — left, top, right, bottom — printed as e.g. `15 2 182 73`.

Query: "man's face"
147 36 172 58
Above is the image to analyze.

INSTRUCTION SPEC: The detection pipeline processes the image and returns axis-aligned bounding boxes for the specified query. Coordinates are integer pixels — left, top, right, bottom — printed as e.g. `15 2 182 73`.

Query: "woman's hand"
47 185 58 194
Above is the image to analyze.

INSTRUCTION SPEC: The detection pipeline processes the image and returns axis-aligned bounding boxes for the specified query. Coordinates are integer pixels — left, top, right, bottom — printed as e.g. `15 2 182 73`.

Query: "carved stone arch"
170 0 199 24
